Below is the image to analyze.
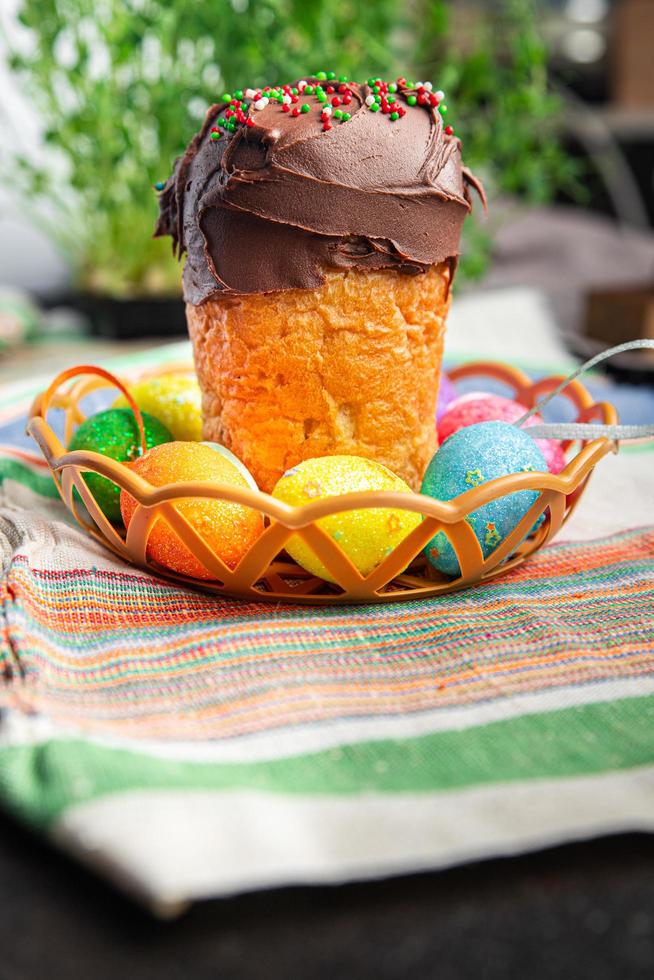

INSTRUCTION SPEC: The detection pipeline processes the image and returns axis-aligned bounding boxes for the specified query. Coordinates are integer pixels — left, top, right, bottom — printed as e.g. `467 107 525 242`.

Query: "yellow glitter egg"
114 374 202 442
120 441 263 580
272 455 422 583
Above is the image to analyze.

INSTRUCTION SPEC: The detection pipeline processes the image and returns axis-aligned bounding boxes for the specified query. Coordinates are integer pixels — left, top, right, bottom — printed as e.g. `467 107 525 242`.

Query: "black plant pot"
43 292 187 340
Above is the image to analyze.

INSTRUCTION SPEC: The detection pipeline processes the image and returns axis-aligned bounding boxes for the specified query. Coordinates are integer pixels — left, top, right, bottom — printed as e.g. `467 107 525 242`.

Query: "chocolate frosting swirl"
155 78 484 303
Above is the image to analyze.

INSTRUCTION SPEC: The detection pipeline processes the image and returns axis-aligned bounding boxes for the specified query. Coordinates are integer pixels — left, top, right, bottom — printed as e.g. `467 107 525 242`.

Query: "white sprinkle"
423 81 433 91
321 105 332 116
415 81 423 88
365 94 375 106
297 80 307 90
245 88 257 98
282 94 292 104
435 89 445 101
253 97 269 111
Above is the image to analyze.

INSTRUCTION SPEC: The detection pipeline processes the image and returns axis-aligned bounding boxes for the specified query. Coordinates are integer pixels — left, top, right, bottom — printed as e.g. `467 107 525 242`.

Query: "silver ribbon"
514 340 654 445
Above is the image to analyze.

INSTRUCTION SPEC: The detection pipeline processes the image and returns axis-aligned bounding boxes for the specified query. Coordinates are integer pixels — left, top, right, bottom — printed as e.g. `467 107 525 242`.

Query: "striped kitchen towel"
1 337 653 913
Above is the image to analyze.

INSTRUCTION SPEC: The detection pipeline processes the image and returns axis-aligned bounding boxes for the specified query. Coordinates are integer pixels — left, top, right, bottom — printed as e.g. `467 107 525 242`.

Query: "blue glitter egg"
421 421 548 577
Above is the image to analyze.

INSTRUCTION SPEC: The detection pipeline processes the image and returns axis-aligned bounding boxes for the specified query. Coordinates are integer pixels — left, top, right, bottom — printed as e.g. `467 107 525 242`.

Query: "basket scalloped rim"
27 361 618 604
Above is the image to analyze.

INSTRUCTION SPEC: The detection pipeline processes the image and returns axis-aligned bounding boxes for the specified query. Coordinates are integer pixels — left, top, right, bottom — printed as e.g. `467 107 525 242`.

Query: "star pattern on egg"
465 468 485 487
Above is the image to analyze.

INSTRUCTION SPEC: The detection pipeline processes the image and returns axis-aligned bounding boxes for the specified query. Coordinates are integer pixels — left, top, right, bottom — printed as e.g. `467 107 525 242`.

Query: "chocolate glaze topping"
155 78 484 303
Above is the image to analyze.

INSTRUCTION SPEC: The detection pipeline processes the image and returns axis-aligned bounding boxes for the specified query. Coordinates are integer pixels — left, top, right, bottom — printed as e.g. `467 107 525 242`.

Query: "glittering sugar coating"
438 395 566 474
155 72 483 302
120 441 263 580
114 375 203 442
187 263 452 493
421 421 548 577
272 454 421 583
68 408 173 523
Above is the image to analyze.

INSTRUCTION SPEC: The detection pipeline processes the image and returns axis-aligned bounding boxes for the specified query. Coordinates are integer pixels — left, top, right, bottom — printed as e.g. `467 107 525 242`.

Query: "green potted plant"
2 0 575 336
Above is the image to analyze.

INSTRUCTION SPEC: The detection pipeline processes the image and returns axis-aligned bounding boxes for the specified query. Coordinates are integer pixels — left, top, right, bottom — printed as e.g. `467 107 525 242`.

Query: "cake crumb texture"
187 264 451 492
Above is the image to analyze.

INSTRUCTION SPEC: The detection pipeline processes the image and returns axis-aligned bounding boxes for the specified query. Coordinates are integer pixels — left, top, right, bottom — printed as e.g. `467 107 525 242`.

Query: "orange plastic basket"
27 361 617 604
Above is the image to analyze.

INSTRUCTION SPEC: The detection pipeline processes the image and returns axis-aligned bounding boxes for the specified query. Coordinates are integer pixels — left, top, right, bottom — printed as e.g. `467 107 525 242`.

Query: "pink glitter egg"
437 394 566 474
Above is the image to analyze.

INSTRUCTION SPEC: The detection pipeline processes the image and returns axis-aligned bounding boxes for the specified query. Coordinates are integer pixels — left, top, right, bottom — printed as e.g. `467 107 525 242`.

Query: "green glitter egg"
68 408 173 523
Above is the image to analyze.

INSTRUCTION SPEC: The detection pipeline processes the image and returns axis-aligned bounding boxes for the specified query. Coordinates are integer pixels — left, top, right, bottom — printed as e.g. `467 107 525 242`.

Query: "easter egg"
436 374 457 423
272 455 421 583
438 394 566 474
202 442 259 491
120 441 263 580
68 408 173 522
114 374 202 442
421 421 548 577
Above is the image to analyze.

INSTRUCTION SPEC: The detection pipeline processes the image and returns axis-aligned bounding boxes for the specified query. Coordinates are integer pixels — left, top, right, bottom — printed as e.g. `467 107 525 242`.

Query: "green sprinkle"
341 111 351 121
210 131 220 140
387 94 396 103
388 83 397 92
227 120 237 131
221 93 232 102
407 95 417 106
234 89 243 99
291 87 298 94
326 70 336 79
367 76 376 85
390 110 399 121
339 74 348 82
440 104 448 113
301 103 310 113
304 85 314 94
316 71 327 80
154 180 165 190
373 85 381 93
370 102 380 112
333 109 343 119
374 94 381 102
407 80 416 88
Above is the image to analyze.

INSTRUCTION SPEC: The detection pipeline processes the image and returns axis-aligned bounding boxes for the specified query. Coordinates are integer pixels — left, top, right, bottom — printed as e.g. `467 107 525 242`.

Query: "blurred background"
0 0 653 380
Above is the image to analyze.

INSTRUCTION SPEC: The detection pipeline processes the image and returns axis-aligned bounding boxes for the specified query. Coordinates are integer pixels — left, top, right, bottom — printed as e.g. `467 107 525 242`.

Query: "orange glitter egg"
120 441 263 580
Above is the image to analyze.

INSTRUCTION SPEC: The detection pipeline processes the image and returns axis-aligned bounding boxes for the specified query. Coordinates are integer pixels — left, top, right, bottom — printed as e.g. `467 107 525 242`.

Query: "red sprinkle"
326 85 335 94
342 93 352 104
444 125 454 135
291 93 299 103
338 84 348 93
331 96 340 106
246 117 255 127
292 106 301 116
323 121 332 131
429 93 439 106
282 104 290 112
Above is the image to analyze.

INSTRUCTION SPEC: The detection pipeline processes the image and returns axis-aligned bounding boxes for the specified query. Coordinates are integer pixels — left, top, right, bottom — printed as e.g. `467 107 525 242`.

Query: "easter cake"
156 72 483 492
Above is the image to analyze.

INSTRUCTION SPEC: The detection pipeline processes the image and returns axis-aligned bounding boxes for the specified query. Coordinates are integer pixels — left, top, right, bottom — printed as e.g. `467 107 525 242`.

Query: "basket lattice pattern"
27 362 617 604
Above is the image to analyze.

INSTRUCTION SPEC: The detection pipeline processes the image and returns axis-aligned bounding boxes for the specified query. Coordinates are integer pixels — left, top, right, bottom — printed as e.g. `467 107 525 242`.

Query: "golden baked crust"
187 264 451 492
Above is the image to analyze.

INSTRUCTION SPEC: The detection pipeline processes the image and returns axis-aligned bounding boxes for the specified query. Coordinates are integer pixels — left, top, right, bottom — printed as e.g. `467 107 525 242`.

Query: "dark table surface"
2 810 652 980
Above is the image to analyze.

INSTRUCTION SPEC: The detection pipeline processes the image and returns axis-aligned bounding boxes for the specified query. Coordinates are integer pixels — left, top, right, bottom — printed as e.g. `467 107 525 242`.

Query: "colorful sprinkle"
207 73 457 144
